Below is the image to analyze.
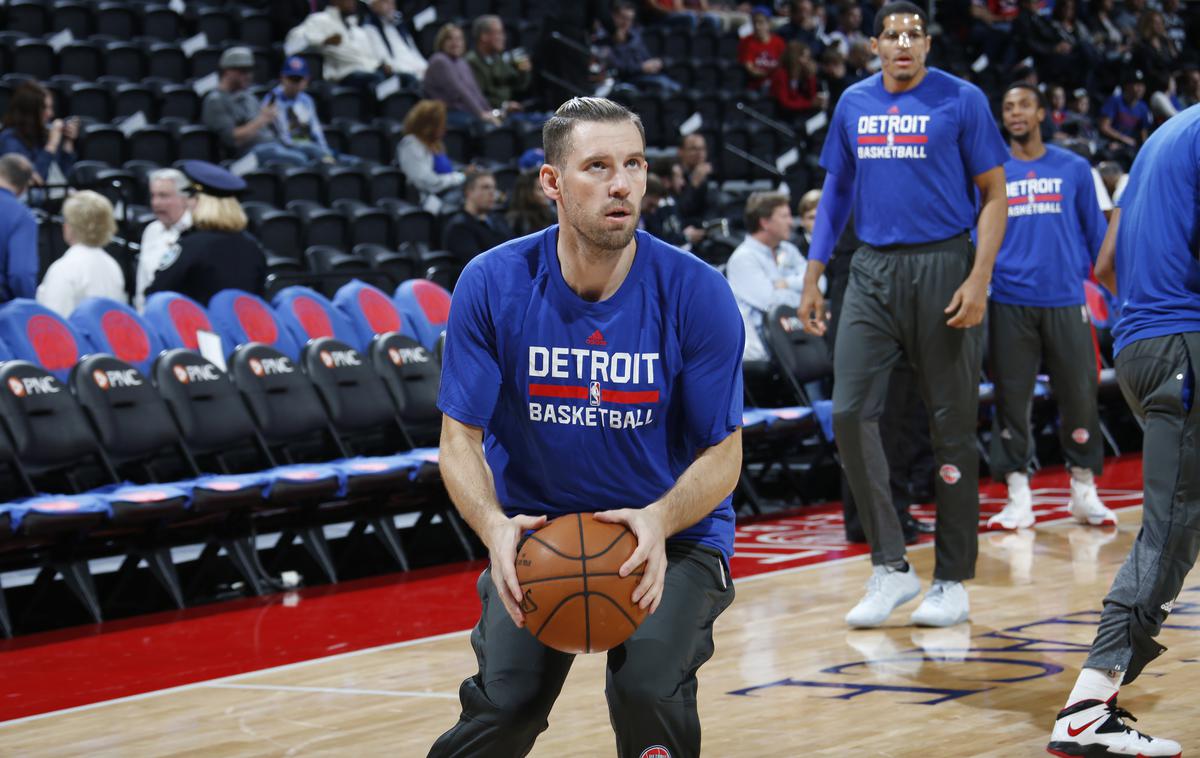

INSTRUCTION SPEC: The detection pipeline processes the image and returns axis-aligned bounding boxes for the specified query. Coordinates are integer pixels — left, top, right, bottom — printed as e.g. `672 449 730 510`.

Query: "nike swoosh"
1067 716 1104 737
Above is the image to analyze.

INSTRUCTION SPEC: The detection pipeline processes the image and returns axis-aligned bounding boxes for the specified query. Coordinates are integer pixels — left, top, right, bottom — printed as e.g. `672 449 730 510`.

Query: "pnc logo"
9 375 59 396
174 364 222 384
389 347 429 365
320 349 362 368
94 369 143 390
249 357 294 377
8 377 26 397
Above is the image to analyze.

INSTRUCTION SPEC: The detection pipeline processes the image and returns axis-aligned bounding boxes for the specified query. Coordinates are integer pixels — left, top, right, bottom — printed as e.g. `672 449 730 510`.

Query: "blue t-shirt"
819 67 1008 247
991 145 1107 307
1100 94 1152 139
438 227 745 559
1112 104 1200 355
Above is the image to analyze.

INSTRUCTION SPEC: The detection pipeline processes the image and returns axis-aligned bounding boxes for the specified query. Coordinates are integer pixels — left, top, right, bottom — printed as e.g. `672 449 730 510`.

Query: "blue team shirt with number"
1112 104 1200 355
438 227 745 559
820 67 1009 247
991 145 1107 307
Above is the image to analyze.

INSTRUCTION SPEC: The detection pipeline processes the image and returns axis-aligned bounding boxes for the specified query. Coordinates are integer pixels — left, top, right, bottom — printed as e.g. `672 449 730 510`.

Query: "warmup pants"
832 236 984 581
1085 332 1200 683
988 302 1103 478
428 542 734 758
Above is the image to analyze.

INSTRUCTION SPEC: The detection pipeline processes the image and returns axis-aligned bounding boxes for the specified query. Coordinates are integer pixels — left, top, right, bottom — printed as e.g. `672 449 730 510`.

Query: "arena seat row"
2 2 273 47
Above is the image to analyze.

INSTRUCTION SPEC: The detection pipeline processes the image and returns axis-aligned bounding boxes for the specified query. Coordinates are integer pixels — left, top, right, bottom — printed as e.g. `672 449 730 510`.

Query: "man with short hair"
677 133 718 226
361 0 427 86
136 168 192 310
429 96 742 758
799 1 1009 629
202 47 310 166
0 153 37 303
466 15 533 117
1099 69 1152 151
443 170 513 262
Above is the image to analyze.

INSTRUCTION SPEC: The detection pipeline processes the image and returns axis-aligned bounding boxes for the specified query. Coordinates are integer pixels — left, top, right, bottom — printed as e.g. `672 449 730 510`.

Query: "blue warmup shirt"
1111 104 1200 355
438 226 745 559
991 145 1107 307
819 67 1008 248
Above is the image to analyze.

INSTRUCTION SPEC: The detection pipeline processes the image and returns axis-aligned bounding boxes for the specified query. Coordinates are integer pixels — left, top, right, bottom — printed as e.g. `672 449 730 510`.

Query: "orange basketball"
515 513 648 654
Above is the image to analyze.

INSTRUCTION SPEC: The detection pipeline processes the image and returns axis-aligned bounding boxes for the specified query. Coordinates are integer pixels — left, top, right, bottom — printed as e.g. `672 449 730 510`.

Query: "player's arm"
800 170 854 335
440 414 546 628
1093 207 1119 294
947 165 1006 328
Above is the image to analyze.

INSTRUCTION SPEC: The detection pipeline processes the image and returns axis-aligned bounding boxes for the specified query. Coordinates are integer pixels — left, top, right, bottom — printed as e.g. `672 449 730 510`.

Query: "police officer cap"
179 159 246 198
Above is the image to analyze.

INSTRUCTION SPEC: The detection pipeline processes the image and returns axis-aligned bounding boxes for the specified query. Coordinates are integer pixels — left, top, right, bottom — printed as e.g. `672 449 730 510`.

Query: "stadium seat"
305 245 372 297
51 1 95 38
143 291 221 354
78 124 126 166
127 125 176 165
236 8 274 48
289 201 349 249
272 285 360 351
333 279 418 352
60 41 104 81
6 2 48 36
173 124 219 162
140 4 183 40
208 289 301 360
146 43 189 84
334 200 393 248
96 3 138 38
245 205 303 260
367 165 406 202
68 298 166 377
196 7 235 44
383 200 435 247
158 83 200 121
394 280 451 350
324 166 368 205
281 168 326 205
13 40 55 81
327 87 367 122
113 83 157 120
65 82 113 123
0 299 87 382
352 244 417 288
242 168 283 207
189 46 225 80
369 332 442 448
344 124 388 164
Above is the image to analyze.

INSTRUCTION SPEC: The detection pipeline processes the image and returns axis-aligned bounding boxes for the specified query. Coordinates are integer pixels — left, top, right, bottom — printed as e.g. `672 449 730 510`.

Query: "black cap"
1123 69 1145 84
179 159 246 198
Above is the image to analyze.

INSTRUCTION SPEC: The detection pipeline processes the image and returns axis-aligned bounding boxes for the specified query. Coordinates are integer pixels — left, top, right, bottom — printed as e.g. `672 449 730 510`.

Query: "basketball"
515 513 648 654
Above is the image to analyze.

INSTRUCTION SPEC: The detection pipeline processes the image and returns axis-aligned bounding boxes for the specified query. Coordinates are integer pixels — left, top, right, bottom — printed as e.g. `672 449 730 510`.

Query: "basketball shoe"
1069 475 1118 527
845 564 921 628
1047 696 1181 757
909 580 969 627
987 474 1035 530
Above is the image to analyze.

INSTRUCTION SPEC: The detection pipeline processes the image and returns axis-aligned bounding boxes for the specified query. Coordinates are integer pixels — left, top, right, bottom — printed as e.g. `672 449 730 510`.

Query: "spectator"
202 47 311 166
37 190 124 316
467 16 534 117
738 5 786 91
424 23 502 126
1048 84 1069 132
444 170 513 262
778 0 827 55
287 0 389 92
396 99 466 201
1159 0 1188 48
725 192 822 362
1132 10 1181 97
135 168 192 311
650 157 707 249
1178 66 1200 109
603 2 682 94
1063 87 1102 148
1040 0 1097 89
820 47 854 107
639 174 687 247
0 154 37 303
827 2 868 57
0 81 76 186
676 133 718 226
1114 0 1146 40
969 0 1020 70
771 41 827 124
267 56 338 165
505 170 555 238
793 187 820 255
1099 69 1152 151
1088 0 1130 64
360 0 427 87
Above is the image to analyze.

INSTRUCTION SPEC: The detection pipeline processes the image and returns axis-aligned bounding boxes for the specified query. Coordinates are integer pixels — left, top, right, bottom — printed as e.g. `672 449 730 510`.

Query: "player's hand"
945 274 988 328
483 513 547 628
593 508 666 614
799 280 827 336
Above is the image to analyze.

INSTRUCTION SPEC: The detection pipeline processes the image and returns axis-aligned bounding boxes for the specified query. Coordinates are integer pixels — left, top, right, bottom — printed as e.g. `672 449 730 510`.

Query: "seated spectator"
1099 69 1152 152
360 0 427 87
38 190 124 316
506 170 556 237
1132 10 1181 101
423 23 502 126
0 154 37 303
827 2 867 57
396 100 466 201
203 47 313 166
602 1 682 94
639 174 687 247
820 47 853 107
969 0 1020 71
1062 87 1101 148
771 41 827 124
136 168 192 311
1041 0 1097 90
1048 84 1069 132
444 170 513 262
467 15 535 118
0 81 76 186
738 5 786 91
287 0 390 92
1178 66 1200 110
793 188 820 255
517 147 545 173
1114 0 1146 39
778 0 827 56
1088 0 1130 66
725 192 823 362
649 158 707 249
267 56 339 166
677 133 719 225
1159 0 1187 49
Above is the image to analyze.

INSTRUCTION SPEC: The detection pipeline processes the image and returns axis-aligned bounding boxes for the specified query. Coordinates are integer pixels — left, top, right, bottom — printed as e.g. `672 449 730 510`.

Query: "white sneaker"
1047 696 1181 757
1069 479 1118 526
844 565 921 628
987 485 1035 530
909 580 969 627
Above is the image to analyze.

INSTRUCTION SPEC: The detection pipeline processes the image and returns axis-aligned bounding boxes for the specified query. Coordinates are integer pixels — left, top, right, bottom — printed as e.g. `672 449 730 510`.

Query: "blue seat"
143 291 223 354
208 289 300 359
333 280 418 352
393 279 451 350
68 297 166 377
0 299 88 382
271 285 359 351
1 492 110 534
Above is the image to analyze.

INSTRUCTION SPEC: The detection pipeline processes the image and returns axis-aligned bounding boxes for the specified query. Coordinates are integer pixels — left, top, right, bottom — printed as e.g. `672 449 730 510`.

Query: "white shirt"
725 235 825 362
37 244 127 317
289 8 383 83
136 210 191 311
363 16 428 79
397 135 465 199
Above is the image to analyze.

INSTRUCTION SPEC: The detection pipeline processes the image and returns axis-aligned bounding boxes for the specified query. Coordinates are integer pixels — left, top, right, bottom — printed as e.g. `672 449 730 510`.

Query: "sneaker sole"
1047 742 1181 758
910 609 969 627
986 516 1035 531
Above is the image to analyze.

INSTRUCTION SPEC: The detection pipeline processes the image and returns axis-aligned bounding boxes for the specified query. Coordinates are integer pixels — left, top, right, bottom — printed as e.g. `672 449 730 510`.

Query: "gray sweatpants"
832 236 985 582
988 302 1104 479
1085 332 1200 684
428 541 734 758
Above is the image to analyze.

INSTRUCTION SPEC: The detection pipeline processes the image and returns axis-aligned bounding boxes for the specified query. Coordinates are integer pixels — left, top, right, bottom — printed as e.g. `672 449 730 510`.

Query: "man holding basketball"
429 97 743 758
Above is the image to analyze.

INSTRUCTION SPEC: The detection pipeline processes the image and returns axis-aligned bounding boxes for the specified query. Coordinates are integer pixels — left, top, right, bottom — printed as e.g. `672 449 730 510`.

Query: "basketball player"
428 97 742 758
798 0 1009 628
1046 104 1200 758
986 83 1116 532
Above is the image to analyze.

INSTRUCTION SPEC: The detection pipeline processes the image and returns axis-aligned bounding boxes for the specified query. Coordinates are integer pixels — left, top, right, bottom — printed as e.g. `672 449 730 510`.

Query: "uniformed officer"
145 160 267 303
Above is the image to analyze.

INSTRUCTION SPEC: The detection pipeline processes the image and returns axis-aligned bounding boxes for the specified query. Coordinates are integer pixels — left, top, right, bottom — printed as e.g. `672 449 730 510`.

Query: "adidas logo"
585 329 607 346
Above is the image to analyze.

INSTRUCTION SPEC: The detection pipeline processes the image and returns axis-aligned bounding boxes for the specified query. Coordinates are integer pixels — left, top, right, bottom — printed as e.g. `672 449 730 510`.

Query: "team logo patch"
8 377 25 397
939 464 962 485
173 365 189 383
93 369 110 389
638 747 671 758
1071 428 1090 444
158 243 182 271
320 350 334 368
249 358 264 377
205 480 244 492
589 380 601 407
35 499 82 512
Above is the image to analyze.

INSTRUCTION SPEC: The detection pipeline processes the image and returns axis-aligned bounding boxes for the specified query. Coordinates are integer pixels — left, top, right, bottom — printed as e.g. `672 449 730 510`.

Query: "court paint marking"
202 682 460 700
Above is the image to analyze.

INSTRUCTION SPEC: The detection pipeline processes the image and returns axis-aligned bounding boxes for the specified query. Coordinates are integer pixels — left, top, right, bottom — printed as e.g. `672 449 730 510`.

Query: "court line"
203 682 460 700
0 508 1139 728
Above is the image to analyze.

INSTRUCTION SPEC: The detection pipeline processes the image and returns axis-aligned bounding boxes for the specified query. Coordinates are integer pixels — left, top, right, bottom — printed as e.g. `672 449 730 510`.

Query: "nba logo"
589 381 601 406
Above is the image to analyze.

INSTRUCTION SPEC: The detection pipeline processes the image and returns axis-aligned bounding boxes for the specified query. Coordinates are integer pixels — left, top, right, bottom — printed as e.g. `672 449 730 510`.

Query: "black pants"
1085 332 1200 683
429 542 734 758
832 237 984 581
988 301 1103 479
